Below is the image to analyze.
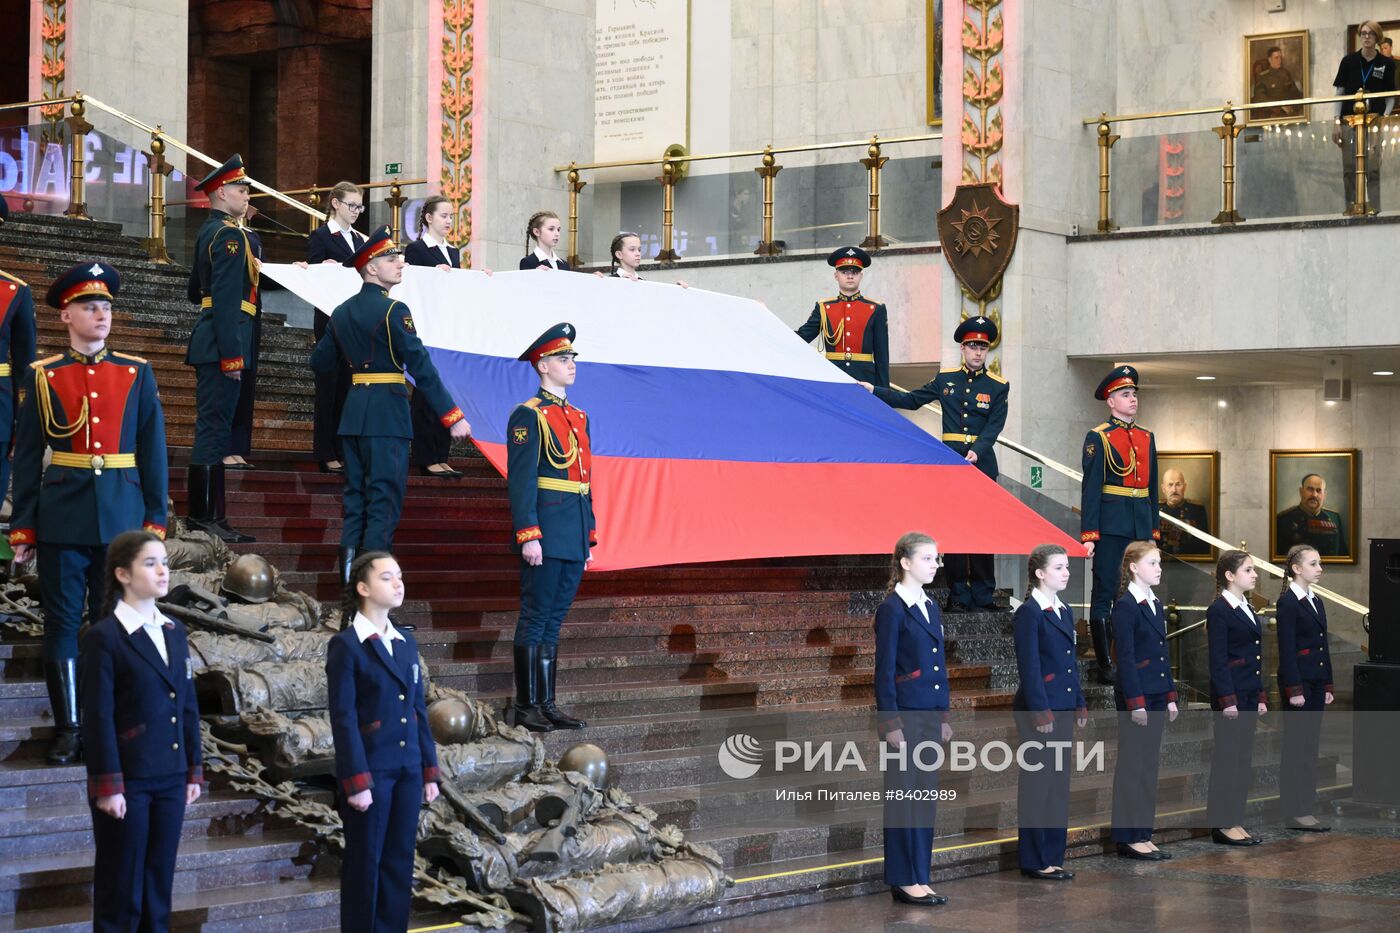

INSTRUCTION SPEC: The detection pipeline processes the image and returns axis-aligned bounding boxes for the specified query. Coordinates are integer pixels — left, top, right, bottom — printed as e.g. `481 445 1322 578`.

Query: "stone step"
0 683 48 720
0 830 315 914
0 877 340 932
0 792 269 858
0 762 86 812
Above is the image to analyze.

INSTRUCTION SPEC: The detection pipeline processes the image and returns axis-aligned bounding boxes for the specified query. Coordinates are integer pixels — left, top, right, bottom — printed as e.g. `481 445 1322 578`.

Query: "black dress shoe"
1021 867 1073 881
1092 666 1116 686
890 887 947 906
1154 849 1172 860
1116 844 1166 861
944 603 972 614
1286 819 1331 833
1211 829 1257 847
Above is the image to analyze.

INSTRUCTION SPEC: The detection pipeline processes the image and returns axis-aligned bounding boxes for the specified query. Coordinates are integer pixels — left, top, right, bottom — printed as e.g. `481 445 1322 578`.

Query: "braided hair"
1281 544 1319 597
883 531 936 598
524 210 559 256
1214 548 1251 596
418 195 452 235
339 550 395 628
609 231 641 271
1116 540 1159 598
1024 543 1068 601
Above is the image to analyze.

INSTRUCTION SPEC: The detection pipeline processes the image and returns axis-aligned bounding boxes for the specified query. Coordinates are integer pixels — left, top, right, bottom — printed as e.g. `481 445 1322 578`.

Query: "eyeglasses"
1360 30 1378 38
337 202 366 213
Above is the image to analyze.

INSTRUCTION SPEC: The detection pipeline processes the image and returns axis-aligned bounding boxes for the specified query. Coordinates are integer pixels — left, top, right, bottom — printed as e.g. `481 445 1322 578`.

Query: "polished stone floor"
684 816 1400 931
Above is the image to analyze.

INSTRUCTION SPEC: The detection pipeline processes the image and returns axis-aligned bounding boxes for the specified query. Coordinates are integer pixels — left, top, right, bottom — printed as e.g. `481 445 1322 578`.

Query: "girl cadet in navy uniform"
605 231 689 286
1276 543 1334 832
874 531 952 908
403 195 464 478
80 530 202 933
1109 540 1179 861
519 210 572 270
328 551 440 933
1205 549 1267 846
304 181 367 474
1013 544 1087 881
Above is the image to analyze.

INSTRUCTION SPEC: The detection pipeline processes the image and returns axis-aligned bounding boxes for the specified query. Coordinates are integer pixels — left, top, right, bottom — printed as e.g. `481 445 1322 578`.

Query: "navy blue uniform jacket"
9 348 168 546
80 614 202 798
307 223 366 266
1206 596 1264 710
1111 591 1178 710
326 626 440 797
519 254 572 271
310 283 465 439
0 270 37 444
404 237 461 269
874 365 1008 479
873 590 949 736
1012 599 1086 725
1275 588 1333 698
186 211 259 373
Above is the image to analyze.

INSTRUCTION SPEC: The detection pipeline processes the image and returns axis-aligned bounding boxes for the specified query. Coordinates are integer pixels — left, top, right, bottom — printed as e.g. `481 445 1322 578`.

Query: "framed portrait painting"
1157 451 1219 562
1243 30 1309 125
1269 449 1359 564
926 0 942 127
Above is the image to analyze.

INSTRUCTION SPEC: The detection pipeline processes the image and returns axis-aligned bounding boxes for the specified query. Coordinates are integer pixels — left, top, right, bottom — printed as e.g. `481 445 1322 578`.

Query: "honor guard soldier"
506 324 596 733
866 315 1008 611
1080 365 1159 685
184 154 257 543
310 227 470 584
9 263 169 765
796 246 890 388
0 198 39 498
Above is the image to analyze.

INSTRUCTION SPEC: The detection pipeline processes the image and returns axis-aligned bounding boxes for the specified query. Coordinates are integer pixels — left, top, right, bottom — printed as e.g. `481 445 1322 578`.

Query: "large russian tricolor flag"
263 265 1081 571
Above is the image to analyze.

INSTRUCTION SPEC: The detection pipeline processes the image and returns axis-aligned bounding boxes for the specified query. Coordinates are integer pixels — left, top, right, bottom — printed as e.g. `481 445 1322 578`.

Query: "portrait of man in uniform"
1244 30 1310 124
1157 451 1218 561
1270 449 1359 563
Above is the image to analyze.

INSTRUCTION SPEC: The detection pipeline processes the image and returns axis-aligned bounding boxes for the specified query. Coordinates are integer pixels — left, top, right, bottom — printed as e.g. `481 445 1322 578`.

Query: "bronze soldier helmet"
221 553 277 604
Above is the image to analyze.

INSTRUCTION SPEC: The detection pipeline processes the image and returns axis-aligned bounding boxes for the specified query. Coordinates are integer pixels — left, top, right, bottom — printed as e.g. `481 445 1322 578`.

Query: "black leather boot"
538 644 585 729
211 464 255 544
339 546 357 586
183 464 222 537
45 659 82 765
504 645 552 732
1090 618 1116 685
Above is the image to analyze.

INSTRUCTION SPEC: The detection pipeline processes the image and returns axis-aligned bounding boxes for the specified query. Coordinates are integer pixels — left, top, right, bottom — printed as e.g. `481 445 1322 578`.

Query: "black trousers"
312 310 349 462
1110 691 1168 844
190 364 241 465
1206 694 1260 828
409 389 451 466
882 713 940 887
338 766 421 933
90 772 186 933
1279 680 1327 820
1016 710 1075 869
229 311 261 459
944 552 995 609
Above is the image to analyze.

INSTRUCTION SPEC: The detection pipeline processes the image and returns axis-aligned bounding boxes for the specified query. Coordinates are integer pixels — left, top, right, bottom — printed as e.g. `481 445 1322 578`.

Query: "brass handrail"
886 381 1370 618
1080 88 1400 126
555 132 942 266
0 96 77 112
1084 89 1400 228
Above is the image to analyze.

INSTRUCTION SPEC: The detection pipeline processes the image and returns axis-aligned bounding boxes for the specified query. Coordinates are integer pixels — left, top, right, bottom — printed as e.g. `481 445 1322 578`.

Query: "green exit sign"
384 162 403 175
1030 465 1043 489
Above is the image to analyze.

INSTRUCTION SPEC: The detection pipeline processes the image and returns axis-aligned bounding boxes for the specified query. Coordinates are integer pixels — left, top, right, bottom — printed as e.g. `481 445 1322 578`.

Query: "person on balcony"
403 195 465 478
1080 365 1159 686
796 246 889 388
306 181 367 474
183 154 258 543
1332 19 1395 212
519 210 572 270
310 227 471 588
0 197 38 504
605 231 689 286
1205 549 1267 847
9 263 168 766
861 315 1008 611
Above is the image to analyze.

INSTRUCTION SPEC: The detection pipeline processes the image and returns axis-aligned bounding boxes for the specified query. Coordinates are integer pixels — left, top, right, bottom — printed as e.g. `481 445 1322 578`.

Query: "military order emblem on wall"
937 182 1019 299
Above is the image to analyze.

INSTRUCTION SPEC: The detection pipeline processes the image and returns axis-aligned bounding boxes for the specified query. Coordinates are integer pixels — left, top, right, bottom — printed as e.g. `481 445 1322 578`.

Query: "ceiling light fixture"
1196 375 1216 381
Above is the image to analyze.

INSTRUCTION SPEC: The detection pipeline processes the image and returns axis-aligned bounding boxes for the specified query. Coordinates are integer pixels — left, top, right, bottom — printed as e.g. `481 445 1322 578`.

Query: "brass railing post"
1212 105 1244 225
307 187 323 234
142 129 173 264
860 136 889 249
1096 116 1119 232
64 93 92 220
655 158 681 262
1345 94 1372 216
385 182 408 246
566 165 586 268
753 146 783 256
